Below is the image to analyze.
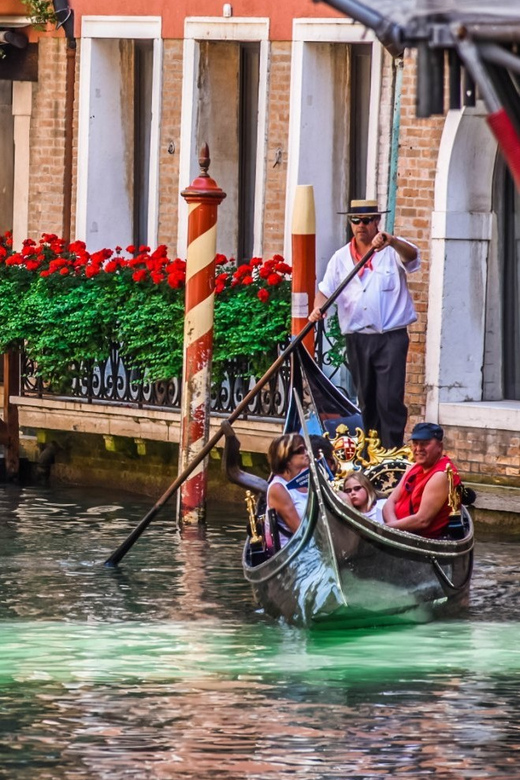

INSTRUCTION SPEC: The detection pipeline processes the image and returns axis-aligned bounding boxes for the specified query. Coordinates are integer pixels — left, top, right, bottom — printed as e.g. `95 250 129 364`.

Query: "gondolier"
309 199 420 449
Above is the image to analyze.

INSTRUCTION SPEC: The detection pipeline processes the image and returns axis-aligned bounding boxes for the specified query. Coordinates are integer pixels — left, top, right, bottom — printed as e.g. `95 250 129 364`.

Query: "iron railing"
20 320 350 420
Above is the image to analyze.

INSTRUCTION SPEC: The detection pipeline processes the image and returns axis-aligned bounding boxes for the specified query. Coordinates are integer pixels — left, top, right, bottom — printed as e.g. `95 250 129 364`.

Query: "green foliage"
213 260 292 378
20 0 57 28
114 274 186 381
0 233 299 387
324 309 347 368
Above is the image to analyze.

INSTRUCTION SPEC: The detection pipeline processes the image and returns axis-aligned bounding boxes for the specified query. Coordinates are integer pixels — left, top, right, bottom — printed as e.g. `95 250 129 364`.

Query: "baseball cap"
410 422 444 441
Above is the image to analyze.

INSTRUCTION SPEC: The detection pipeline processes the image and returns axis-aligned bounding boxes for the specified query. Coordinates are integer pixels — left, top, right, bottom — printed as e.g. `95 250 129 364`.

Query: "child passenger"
343 470 386 523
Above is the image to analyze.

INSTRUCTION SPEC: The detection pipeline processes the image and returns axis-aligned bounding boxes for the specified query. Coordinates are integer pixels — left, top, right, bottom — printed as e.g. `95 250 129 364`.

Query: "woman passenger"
265 433 309 550
343 470 386 523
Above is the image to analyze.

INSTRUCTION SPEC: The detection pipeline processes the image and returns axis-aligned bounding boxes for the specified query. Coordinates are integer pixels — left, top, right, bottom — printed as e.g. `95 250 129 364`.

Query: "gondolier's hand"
309 291 328 322
309 306 325 322
372 231 390 251
373 232 418 264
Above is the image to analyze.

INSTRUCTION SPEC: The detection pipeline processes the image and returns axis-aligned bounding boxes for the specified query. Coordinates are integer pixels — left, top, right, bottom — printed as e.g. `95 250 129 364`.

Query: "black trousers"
345 328 409 449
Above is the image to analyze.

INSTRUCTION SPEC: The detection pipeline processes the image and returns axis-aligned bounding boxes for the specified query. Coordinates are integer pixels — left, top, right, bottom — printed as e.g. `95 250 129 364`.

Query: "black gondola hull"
244 473 473 629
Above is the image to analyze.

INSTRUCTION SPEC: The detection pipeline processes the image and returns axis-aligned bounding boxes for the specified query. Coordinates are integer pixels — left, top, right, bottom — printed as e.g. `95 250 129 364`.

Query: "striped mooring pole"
178 144 226 523
291 185 316 354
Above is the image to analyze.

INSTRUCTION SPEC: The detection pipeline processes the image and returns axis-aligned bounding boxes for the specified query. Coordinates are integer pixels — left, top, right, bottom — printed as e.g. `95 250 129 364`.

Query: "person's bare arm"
372 232 418 264
268 483 304 532
383 471 449 533
308 290 327 322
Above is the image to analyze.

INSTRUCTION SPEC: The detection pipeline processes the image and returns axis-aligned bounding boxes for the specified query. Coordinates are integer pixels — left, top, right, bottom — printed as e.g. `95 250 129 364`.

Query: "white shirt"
318 240 420 334
266 474 308 520
365 498 387 524
265 474 308 550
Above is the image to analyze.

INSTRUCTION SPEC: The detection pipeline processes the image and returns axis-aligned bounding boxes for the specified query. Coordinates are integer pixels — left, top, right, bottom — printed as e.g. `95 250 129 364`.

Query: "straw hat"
338 199 389 216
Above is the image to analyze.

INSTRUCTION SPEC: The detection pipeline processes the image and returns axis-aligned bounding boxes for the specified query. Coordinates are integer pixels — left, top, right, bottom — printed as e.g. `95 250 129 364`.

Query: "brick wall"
262 42 291 259
393 52 445 432
28 38 68 239
158 40 183 249
445 426 520 486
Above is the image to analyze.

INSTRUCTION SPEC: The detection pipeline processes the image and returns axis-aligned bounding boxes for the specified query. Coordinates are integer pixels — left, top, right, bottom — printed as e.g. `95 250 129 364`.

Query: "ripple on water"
1 486 520 779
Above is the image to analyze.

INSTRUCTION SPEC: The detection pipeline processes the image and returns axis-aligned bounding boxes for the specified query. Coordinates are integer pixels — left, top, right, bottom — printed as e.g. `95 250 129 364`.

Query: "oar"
104 244 376 566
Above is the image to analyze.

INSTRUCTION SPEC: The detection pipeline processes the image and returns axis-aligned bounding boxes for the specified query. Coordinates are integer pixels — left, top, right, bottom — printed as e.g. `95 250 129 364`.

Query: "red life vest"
394 455 461 539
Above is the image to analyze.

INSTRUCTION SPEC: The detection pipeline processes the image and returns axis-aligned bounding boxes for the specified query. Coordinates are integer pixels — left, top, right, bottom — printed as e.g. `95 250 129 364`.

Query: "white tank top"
266 474 308 520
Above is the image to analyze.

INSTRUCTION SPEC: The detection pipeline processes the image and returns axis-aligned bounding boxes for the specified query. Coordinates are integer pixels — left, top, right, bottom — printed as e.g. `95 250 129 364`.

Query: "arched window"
485 157 520 401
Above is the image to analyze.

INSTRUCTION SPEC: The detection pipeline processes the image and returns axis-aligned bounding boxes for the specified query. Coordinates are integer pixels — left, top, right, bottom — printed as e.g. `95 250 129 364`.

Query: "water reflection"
1 485 520 778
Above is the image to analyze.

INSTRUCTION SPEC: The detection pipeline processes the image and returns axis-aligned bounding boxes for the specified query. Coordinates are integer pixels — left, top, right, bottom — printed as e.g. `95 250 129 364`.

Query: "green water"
1 485 519 779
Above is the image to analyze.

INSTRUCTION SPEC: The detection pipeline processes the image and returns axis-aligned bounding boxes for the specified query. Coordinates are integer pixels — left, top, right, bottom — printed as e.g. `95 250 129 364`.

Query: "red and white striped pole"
291 185 316 354
178 144 226 523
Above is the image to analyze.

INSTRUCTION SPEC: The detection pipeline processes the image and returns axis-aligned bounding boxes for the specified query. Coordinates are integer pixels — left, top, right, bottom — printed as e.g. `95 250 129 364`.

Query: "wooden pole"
3 350 19 479
178 144 226 523
291 185 316 354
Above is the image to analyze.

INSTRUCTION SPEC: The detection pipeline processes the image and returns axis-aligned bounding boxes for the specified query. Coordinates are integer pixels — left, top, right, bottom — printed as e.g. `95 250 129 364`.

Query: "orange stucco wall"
69 0 343 40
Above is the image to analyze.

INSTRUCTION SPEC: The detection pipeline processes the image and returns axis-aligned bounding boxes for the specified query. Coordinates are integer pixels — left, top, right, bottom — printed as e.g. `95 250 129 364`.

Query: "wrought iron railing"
19 320 350 421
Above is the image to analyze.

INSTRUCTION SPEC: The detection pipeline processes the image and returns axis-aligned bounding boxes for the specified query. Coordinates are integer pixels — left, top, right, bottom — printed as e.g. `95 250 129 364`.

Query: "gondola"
223 344 474 629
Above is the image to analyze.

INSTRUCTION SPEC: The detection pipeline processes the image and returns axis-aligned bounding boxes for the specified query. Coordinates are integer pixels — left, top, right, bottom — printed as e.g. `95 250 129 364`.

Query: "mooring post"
2 350 20 479
291 185 316 354
178 144 226 523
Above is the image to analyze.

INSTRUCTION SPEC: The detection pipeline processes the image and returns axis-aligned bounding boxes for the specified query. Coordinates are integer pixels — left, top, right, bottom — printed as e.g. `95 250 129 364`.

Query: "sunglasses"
291 445 307 456
344 485 364 494
350 216 377 225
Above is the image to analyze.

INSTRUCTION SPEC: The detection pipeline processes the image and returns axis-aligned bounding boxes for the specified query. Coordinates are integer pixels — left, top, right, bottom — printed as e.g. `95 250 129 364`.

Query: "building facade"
1 0 519 488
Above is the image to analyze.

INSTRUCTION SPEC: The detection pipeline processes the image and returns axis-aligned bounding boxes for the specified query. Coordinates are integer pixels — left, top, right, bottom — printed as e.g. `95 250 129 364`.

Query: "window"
77 17 161 250
0 81 14 234
490 158 520 400
195 40 260 261
238 43 260 262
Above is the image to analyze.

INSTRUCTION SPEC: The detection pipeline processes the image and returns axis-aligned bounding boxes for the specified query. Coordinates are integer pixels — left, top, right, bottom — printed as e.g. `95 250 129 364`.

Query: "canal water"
1 484 520 779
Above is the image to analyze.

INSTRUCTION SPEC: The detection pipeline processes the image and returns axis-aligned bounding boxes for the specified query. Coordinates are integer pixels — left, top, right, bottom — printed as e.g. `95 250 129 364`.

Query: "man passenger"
382 422 460 538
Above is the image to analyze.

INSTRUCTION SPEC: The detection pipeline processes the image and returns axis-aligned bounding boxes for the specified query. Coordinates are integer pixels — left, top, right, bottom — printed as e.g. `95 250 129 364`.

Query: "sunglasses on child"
349 216 377 225
344 485 365 494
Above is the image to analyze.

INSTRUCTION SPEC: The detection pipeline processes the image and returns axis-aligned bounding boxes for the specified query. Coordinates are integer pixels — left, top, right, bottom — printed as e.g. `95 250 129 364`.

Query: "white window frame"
426 103 520 433
178 17 270 258
284 18 382 263
76 16 163 247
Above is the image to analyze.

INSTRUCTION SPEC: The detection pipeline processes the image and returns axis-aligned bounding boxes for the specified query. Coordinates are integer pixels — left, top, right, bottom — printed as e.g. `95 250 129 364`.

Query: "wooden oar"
104 244 376 566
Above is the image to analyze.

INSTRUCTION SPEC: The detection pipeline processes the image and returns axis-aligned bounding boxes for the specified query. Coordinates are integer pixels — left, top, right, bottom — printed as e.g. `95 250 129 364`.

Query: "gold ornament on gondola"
328 426 414 495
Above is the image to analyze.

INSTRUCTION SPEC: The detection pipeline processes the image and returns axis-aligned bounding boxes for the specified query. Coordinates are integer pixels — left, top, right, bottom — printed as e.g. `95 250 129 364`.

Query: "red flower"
257 288 269 303
59 267 69 276
267 273 282 286
275 261 292 275
132 269 148 283
69 240 87 254
25 260 40 271
85 265 100 278
167 270 185 288
233 263 252 279
241 275 254 285
104 260 119 274
250 257 262 267
151 244 168 260
139 245 150 254
150 270 164 284
126 245 135 254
